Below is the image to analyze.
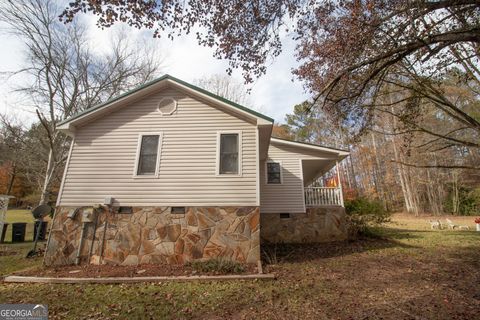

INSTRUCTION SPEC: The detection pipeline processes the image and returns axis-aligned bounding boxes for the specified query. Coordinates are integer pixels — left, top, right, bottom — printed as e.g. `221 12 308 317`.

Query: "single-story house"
44 75 349 266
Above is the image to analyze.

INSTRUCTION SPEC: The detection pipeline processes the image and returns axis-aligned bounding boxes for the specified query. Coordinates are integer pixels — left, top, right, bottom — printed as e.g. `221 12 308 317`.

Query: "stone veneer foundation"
260 206 347 243
44 206 260 266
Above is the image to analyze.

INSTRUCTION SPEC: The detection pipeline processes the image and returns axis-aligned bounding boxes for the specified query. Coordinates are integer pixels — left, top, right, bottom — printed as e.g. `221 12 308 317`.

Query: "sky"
0 11 310 125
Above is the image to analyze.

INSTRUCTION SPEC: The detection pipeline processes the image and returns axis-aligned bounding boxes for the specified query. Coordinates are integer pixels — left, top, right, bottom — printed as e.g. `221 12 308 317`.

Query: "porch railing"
304 187 344 207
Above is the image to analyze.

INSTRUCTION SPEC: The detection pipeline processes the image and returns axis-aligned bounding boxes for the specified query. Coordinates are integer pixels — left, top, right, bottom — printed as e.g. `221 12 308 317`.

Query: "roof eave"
58 74 274 130
58 123 75 136
165 78 274 125
58 75 170 127
271 137 350 157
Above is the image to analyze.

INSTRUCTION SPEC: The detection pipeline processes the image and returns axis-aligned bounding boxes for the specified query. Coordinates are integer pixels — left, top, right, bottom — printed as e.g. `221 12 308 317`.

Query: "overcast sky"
0 13 310 125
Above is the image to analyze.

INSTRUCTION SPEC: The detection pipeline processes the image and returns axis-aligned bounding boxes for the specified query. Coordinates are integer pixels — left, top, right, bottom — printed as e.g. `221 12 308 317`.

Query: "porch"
301 158 345 208
260 138 349 244
260 138 349 213
304 186 344 207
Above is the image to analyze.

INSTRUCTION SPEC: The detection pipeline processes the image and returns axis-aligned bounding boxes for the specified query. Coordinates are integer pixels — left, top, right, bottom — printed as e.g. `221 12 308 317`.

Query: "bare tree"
193 74 252 107
0 116 47 202
0 0 163 205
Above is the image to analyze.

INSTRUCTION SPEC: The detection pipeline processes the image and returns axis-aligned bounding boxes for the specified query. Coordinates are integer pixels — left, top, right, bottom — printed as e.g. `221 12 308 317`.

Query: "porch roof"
270 138 349 186
270 137 349 155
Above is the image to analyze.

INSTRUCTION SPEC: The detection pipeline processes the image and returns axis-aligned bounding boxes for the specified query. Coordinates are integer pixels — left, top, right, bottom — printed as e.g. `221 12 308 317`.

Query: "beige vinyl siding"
59 87 258 206
260 143 305 213
260 142 337 213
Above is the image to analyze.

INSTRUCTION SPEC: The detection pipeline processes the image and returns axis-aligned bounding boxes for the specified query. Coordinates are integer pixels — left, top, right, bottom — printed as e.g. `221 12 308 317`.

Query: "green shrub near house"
345 197 391 239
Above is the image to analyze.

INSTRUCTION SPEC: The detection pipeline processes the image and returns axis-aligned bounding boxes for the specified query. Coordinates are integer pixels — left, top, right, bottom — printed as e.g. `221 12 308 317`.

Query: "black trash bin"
12 222 27 242
0 223 8 243
33 221 48 241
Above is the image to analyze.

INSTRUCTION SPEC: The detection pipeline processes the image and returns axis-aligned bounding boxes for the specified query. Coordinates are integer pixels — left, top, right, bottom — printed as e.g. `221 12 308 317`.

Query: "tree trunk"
370 132 387 210
387 97 420 215
425 167 443 215
451 171 460 215
39 148 55 205
6 163 16 195
348 153 359 191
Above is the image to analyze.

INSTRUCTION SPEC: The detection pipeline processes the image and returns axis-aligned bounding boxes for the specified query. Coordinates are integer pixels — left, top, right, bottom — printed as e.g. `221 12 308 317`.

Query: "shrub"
187 258 245 274
262 245 278 265
344 197 391 239
19 192 41 208
444 187 480 216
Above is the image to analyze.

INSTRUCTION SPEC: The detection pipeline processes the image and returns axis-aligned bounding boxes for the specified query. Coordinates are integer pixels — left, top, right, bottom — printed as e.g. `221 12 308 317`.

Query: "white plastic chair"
446 218 469 230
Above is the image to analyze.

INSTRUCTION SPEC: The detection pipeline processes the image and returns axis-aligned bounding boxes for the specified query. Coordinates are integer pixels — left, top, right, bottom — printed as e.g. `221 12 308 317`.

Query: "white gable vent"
157 97 177 115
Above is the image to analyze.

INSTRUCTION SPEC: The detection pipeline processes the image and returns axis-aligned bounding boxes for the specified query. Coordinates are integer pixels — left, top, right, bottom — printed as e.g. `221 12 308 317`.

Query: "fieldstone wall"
44 206 260 266
260 206 347 243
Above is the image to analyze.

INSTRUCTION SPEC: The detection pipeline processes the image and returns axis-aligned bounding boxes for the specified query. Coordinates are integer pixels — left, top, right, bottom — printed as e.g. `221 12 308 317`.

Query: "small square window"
171 207 186 214
280 213 290 219
267 162 282 184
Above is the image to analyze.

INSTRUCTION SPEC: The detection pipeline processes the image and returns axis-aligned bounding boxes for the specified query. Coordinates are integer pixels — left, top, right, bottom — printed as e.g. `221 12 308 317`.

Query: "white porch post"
335 161 345 207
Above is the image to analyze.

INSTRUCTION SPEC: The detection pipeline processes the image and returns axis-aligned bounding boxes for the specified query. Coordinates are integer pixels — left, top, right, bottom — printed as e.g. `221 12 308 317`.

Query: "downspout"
99 205 111 265
75 220 88 265
75 207 97 265
87 207 100 263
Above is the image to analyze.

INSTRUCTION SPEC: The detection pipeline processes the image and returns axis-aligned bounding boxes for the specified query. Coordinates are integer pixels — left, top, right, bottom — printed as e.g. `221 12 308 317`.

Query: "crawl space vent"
157 97 177 115
171 207 186 214
118 206 133 214
280 213 290 219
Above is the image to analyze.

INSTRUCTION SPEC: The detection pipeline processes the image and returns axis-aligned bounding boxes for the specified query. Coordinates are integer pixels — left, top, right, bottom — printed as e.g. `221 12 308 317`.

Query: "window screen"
219 134 239 174
137 135 159 175
267 162 282 184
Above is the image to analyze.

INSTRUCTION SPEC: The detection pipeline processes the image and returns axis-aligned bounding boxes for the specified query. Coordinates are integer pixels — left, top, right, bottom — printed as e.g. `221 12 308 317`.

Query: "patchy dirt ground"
1 214 479 319
14 262 257 278
261 237 479 319
0 250 18 257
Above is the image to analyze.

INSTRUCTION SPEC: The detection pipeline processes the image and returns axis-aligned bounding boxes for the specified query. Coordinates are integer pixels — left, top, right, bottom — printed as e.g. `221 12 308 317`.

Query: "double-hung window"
135 133 161 176
217 132 241 175
266 161 282 184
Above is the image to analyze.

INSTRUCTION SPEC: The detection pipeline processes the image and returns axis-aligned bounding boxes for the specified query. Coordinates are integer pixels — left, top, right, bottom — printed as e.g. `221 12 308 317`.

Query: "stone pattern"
260 206 347 243
44 206 260 266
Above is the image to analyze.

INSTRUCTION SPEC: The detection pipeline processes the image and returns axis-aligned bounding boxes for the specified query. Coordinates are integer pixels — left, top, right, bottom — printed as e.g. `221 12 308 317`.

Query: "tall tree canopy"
282 76 480 214
61 1 480 150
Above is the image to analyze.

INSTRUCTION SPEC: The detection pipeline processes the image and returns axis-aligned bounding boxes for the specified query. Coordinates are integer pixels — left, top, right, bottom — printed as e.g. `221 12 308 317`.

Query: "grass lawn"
1 213 479 319
2 209 51 242
0 243 43 276
4 209 35 224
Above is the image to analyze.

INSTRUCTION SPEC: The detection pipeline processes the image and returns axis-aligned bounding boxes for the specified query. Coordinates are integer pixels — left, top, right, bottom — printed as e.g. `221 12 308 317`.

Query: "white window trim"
133 132 163 178
157 97 177 115
216 131 242 177
265 160 283 184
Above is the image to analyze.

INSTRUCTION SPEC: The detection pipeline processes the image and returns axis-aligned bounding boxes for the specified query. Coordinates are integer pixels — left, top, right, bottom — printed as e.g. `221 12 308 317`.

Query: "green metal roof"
59 74 274 126
272 137 350 153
